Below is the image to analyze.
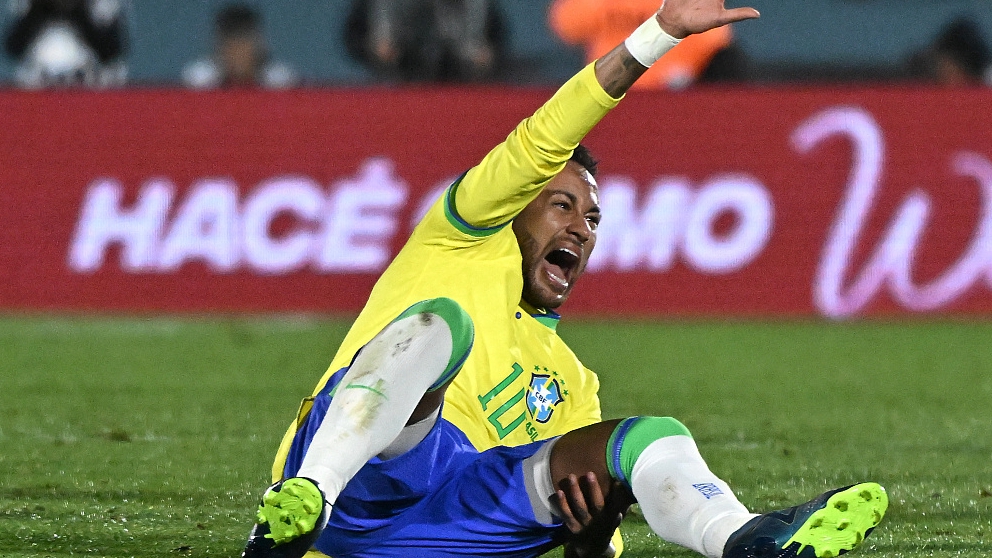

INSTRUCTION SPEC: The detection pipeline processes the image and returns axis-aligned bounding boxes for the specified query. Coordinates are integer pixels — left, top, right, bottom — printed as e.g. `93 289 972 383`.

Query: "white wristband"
623 16 681 68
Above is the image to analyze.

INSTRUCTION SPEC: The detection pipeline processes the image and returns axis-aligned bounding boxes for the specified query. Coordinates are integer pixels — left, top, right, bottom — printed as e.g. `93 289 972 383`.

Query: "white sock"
296 311 453 506
631 436 757 558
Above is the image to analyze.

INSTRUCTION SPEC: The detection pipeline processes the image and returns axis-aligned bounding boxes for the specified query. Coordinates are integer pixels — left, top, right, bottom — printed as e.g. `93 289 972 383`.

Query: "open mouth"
543 247 580 292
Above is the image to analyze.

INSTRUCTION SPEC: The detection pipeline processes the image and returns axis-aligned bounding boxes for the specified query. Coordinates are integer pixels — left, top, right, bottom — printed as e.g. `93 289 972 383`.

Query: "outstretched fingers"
658 0 760 38
720 6 760 25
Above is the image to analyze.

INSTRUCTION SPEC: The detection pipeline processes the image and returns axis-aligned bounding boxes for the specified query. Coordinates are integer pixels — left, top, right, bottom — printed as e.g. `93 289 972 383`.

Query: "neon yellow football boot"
242 477 328 558
723 483 888 558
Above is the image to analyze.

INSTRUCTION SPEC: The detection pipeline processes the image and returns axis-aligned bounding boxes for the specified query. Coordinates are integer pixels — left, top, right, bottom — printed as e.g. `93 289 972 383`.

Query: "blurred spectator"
4 0 127 88
933 17 991 86
548 0 738 90
345 0 505 82
909 17 991 86
697 42 749 84
182 3 297 89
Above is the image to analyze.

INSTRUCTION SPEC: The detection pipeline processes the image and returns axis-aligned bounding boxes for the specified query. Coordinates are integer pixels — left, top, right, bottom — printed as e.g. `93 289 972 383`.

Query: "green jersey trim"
532 314 560 332
520 302 561 332
443 174 510 238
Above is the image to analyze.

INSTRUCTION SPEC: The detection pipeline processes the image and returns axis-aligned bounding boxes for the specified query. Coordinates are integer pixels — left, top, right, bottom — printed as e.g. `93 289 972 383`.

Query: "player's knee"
393 298 475 392
397 297 472 333
606 416 692 486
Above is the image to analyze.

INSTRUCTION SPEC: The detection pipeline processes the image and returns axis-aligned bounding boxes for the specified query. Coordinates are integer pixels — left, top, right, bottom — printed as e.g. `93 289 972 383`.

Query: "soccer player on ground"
242 1 889 557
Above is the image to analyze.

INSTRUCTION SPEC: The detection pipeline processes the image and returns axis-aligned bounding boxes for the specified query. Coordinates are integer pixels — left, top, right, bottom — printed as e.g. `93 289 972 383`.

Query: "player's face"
513 161 601 309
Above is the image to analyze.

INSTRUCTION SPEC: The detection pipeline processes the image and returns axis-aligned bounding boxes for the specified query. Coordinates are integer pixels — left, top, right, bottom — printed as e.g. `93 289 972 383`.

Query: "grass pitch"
0 316 989 557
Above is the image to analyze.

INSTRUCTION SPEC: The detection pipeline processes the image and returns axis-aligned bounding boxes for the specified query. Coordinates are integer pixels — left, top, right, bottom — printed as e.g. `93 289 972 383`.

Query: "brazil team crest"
527 373 563 423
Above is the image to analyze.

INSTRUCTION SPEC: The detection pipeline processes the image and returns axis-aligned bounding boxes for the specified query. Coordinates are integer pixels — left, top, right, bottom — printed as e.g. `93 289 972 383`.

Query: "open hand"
556 473 631 558
656 0 759 39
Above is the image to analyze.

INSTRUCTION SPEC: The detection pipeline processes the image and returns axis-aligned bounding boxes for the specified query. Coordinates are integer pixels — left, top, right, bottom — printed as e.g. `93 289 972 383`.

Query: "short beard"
515 231 560 309
521 276 564 310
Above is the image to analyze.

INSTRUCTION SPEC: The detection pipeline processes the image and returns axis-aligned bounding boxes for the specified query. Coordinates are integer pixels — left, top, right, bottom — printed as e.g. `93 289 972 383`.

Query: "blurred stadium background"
1 1 991 557
0 0 991 85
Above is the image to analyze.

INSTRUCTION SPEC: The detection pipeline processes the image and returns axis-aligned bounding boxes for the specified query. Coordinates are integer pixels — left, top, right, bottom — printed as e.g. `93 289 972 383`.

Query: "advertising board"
2 86 990 317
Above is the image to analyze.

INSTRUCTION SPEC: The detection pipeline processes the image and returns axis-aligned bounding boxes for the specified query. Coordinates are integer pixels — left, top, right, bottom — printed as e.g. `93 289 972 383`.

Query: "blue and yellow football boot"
242 477 328 558
723 483 888 558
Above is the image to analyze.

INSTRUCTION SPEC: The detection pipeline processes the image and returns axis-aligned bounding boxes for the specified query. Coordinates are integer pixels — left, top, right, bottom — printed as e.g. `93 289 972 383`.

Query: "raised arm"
594 0 759 97
438 0 758 239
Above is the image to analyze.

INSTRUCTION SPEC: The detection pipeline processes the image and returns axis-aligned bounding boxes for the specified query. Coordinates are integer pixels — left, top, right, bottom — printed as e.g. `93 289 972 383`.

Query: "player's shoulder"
408 176 507 246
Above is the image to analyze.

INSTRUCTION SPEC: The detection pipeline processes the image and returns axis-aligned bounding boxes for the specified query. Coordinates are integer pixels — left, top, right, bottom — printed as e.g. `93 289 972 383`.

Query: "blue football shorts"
282 369 569 557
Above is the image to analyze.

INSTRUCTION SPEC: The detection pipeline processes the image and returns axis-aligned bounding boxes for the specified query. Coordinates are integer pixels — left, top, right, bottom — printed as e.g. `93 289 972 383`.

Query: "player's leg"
550 417 755 557
242 297 474 558
294 296 471 491
546 417 887 558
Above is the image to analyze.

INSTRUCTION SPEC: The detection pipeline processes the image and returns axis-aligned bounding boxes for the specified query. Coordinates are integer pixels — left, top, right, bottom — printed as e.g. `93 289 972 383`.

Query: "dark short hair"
570 144 599 178
216 3 261 37
935 17 991 79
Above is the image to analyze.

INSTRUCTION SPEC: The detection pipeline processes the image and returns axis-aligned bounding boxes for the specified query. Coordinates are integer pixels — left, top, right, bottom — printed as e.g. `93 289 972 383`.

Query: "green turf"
0 316 989 557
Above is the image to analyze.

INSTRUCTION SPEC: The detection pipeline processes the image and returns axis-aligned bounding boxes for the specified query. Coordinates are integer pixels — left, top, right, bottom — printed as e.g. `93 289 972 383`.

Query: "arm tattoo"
594 45 650 98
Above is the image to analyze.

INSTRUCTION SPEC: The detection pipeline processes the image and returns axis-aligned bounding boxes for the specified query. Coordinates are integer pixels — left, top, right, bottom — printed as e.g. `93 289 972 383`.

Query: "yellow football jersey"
273 61 619 472
274 60 626 558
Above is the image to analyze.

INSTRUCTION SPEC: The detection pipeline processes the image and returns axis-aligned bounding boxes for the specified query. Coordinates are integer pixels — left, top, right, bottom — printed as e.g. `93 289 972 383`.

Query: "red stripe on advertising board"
1 86 990 318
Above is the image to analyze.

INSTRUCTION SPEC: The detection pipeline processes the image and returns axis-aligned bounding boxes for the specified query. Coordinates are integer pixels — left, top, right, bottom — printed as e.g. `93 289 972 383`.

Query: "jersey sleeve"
440 62 620 238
